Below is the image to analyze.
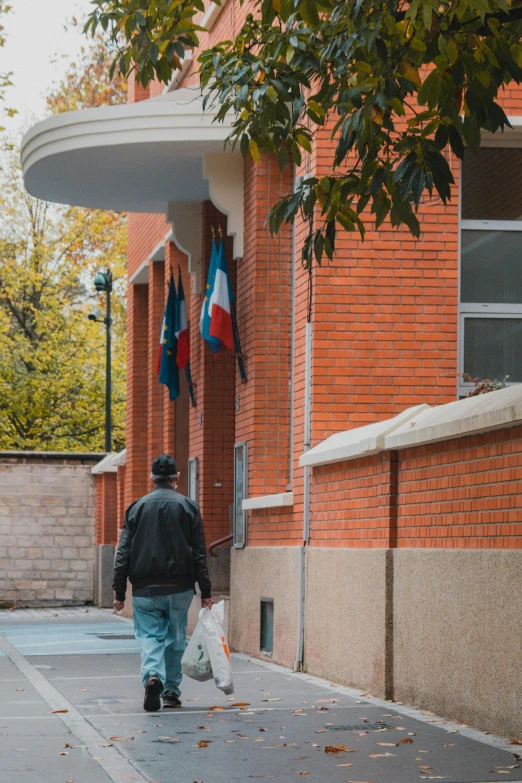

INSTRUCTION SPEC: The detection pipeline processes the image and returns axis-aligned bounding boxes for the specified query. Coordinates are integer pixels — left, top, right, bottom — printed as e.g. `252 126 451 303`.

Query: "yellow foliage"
0 36 127 451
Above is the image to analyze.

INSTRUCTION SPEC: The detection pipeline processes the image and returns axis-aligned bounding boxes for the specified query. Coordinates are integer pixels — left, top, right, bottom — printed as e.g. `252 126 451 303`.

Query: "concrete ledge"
300 405 427 467
242 492 293 510
91 452 122 474
386 383 522 449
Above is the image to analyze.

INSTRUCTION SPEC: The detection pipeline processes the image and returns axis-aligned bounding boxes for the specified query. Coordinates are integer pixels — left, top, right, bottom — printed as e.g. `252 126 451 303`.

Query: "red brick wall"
305 426 522 550
397 426 522 548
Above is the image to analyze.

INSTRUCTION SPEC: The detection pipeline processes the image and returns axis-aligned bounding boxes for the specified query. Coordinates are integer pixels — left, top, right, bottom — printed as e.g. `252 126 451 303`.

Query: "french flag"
209 241 234 352
175 269 190 369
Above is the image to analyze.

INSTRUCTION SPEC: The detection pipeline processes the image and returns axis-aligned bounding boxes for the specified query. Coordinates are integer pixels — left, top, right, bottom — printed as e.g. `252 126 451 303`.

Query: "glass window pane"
260 600 274 652
461 230 522 304
462 148 522 220
464 318 522 382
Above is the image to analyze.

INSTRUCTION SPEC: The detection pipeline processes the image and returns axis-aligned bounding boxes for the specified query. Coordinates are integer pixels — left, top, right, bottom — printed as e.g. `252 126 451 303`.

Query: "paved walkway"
0 607 520 783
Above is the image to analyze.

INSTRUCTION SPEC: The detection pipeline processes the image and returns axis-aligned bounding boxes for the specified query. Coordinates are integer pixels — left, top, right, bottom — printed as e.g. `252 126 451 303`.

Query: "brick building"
22 1 522 737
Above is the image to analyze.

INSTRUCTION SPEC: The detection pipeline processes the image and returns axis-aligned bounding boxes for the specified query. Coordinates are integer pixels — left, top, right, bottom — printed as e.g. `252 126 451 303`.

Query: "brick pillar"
163 243 192 494
125 283 149 508
100 473 118 545
236 155 293 499
116 465 126 530
188 203 236 545
148 260 165 469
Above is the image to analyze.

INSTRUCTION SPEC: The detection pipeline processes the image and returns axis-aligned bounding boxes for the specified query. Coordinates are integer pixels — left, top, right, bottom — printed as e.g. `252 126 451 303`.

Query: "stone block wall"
0 452 102 607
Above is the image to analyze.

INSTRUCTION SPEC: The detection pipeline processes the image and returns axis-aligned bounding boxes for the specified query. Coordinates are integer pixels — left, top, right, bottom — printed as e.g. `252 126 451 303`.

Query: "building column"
148 260 165 469
125 283 149 508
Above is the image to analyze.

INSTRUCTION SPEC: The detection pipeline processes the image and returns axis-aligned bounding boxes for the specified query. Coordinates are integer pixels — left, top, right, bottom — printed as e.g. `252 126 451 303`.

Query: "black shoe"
143 676 162 712
162 690 182 709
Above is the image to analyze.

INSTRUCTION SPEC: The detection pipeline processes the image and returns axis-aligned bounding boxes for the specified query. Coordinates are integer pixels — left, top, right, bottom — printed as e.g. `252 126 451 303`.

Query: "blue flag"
199 237 222 354
159 274 180 400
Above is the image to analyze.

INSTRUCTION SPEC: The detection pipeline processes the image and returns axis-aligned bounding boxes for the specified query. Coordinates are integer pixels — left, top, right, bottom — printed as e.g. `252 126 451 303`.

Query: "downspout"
294 281 313 672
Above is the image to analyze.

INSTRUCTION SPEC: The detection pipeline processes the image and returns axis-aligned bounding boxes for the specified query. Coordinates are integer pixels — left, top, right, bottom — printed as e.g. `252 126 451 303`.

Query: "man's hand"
201 596 215 610
113 599 125 612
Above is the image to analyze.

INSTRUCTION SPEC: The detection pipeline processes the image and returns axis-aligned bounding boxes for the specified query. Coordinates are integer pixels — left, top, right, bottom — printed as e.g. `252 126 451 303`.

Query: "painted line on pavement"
0 631 150 783
0 703 369 720
233 653 518 755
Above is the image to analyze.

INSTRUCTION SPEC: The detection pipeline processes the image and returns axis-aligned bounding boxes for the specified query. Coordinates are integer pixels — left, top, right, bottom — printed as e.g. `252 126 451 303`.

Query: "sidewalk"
0 607 520 783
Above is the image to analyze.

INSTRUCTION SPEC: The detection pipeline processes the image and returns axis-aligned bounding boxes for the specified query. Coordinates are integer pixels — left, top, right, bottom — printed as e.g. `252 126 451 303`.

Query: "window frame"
459 214 522 397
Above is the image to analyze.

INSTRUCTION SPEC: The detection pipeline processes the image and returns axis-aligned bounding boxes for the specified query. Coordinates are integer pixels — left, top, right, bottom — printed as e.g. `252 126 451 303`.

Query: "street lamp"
91 269 113 453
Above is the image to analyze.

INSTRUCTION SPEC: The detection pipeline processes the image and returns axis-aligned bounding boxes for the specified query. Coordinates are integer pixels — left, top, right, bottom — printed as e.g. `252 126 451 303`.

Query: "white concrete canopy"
21 88 244 255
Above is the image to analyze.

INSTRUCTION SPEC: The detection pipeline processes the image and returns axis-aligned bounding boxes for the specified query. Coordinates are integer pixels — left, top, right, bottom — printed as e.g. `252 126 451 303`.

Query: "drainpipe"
294 317 312 672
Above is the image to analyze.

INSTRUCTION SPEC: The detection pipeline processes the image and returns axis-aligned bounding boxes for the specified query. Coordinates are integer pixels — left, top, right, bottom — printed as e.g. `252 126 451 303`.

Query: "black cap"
151 454 177 477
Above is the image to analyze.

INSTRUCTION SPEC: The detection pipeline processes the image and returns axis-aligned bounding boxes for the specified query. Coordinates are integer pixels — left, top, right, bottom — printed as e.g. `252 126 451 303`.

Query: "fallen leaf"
316 730 328 733
109 736 134 742
99 744 113 748
369 753 396 758
295 773 309 776
49 709 68 714
395 726 406 731
197 742 208 748
224 740 235 743
325 745 354 754
400 738 414 744
208 706 225 712
441 744 455 747
16 688 24 692
337 763 353 767
377 742 399 747
198 726 211 731
59 751 69 756
80 688 87 692
511 740 522 745
232 702 250 707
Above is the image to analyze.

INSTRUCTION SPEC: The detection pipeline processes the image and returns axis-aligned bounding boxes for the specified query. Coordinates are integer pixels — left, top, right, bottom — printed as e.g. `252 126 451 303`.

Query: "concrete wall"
229 547 300 668
305 548 391 697
393 549 522 739
0 453 101 607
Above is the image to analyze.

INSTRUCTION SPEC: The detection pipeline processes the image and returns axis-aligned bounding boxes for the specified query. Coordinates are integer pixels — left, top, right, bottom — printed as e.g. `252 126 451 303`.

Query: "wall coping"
0 451 105 462
300 384 522 468
300 406 428 468
242 492 294 511
91 452 119 475
387 383 522 450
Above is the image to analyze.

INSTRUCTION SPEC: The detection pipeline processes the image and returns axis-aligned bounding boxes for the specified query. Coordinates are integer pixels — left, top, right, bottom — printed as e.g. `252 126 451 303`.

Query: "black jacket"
112 485 212 601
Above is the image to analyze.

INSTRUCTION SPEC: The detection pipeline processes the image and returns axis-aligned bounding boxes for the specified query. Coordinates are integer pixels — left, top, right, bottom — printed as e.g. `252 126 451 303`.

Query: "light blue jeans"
132 589 194 695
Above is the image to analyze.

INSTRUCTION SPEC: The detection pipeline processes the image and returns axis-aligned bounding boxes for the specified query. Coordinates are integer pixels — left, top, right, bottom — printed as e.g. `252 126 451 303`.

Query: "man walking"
113 454 214 712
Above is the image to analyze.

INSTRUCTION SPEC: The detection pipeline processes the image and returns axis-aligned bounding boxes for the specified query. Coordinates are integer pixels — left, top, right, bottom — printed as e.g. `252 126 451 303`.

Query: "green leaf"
299 0 321 29
418 69 442 109
249 139 260 163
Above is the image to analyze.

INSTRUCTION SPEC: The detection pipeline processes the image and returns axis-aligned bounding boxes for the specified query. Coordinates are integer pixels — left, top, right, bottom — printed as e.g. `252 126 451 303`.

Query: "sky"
0 0 93 130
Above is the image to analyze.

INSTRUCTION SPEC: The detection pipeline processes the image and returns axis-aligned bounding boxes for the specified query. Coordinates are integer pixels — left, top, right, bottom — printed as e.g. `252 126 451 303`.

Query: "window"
233 442 248 548
459 148 522 397
260 599 274 654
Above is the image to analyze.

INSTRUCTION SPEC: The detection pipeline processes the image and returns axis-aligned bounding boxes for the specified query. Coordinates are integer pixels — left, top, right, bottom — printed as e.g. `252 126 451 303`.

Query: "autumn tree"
0 37 127 451
87 0 522 263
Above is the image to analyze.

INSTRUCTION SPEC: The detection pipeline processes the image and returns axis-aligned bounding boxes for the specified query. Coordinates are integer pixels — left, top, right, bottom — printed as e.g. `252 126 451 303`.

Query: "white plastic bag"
181 613 213 682
200 601 234 695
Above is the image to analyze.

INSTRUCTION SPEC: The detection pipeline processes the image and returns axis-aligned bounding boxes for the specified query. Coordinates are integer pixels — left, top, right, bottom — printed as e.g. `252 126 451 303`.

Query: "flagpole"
231 301 247 382
185 360 196 406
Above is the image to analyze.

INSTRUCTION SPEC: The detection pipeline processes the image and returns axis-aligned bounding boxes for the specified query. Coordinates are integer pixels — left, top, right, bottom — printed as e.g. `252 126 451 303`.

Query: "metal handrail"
208 533 233 558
